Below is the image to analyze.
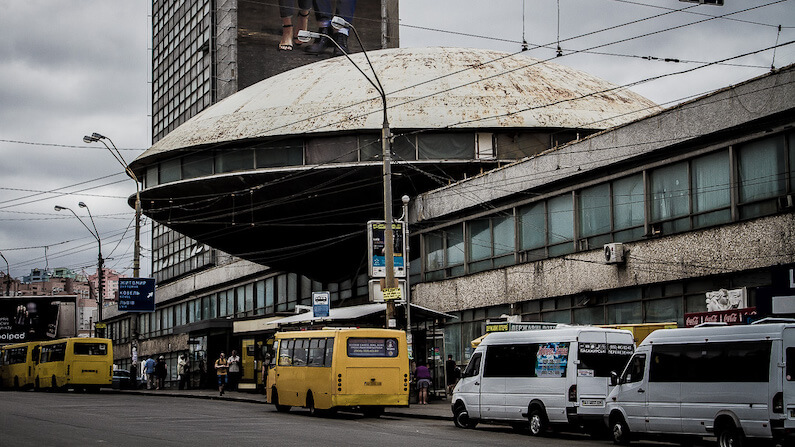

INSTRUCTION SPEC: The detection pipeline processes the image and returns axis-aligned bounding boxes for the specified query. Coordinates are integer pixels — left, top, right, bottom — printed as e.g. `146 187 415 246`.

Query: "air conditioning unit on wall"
604 243 625 264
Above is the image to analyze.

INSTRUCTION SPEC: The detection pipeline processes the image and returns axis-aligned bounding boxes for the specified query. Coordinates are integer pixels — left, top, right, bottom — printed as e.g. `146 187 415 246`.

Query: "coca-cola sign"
684 307 757 328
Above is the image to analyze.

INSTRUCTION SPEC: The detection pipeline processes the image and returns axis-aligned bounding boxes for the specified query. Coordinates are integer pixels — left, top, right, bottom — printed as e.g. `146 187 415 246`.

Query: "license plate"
581 399 604 407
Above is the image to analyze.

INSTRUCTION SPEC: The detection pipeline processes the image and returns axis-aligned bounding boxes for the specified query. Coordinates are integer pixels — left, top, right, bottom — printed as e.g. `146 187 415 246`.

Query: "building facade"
407 65 795 362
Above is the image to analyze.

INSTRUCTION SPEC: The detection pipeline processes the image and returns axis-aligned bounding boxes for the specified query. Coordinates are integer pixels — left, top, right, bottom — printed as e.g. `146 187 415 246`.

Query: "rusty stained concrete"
135 47 658 165
411 214 795 313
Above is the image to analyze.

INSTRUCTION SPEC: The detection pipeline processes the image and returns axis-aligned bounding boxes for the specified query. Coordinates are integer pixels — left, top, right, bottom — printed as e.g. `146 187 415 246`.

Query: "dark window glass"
215 149 254 173
293 339 308 366
463 352 482 377
578 343 634 377
346 338 399 358
41 343 66 363
182 153 213 179
418 133 475 160
651 341 770 382
73 343 108 356
278 339 291 366
621 354 646 384
160 158 182 183
256 140 303 167
308 339 326 367
305 136 358 164
324 338 334 367
484 344 539 378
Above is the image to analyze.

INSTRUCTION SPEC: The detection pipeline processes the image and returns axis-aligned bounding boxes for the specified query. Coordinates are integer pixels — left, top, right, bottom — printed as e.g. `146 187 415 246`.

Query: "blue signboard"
313 291 330 318
118 278 156 312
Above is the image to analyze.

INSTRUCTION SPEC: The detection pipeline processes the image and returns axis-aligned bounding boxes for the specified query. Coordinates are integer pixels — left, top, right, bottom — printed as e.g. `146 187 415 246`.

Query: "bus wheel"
362 406 384 418
306 392 318 416
272 388 291 413
453 404 478 429
716 424 744 447
528 408 548 436
611 414 631 445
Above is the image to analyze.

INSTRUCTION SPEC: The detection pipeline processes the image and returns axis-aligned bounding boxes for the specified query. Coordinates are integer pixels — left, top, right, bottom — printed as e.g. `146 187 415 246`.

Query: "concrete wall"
412 214 795 312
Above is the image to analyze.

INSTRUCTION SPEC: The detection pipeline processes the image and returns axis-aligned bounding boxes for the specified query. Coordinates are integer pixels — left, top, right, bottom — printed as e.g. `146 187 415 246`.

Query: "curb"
111 390 452 421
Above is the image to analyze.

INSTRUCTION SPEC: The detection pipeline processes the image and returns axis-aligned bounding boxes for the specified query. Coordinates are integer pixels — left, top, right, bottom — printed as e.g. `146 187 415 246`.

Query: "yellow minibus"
35 337 113 391
266 328 409 416
0 341 40 389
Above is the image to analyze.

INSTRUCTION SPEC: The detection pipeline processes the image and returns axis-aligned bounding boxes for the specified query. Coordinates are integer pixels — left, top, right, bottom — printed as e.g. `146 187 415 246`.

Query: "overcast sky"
0 0 793 280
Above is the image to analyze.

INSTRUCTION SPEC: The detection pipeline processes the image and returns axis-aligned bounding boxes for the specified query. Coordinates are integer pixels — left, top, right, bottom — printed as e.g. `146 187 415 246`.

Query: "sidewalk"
115 388 452 421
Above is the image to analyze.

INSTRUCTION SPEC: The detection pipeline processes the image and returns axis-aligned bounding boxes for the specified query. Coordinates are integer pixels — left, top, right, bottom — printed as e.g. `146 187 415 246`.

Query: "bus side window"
324 338 333 367
294 339 308 366
622 354 646 384
278 339 292 366
308 339 325 367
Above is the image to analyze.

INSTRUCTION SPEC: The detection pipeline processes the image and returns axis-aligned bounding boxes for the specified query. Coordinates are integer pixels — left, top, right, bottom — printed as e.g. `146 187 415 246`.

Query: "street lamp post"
83 133 141 278
55 203 104 334
299 19 398 328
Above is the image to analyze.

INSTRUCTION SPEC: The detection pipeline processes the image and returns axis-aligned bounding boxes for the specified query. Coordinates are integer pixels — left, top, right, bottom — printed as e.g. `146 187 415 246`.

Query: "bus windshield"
578 343 634 377
73 343 108 356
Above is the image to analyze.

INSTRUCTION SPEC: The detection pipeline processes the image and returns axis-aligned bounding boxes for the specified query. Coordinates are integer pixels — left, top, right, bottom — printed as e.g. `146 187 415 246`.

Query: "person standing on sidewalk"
215 352 229 396
144 356 156 390
155 356 168 390
178 354 191 390
227 350 241 391
415 362 432 405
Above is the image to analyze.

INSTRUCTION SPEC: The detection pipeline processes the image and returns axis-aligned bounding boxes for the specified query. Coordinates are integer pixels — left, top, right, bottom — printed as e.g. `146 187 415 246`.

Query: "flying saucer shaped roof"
133 47 657 166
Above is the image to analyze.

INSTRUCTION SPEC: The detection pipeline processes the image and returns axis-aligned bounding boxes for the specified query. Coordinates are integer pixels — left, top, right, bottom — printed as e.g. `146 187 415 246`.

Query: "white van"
451 327 635 436
605 320 795 447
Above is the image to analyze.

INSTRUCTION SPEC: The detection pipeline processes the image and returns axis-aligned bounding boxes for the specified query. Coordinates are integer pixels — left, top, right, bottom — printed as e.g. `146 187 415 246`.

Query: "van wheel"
272 388 291 413
716 425 744 447
528 408 548 436
611 414 631 445
453 405 478 429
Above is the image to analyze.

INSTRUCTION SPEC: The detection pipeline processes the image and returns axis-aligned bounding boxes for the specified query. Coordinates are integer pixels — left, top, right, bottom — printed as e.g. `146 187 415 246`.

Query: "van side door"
646 345 681 434
616 353 648 433
457 352 483 419
783 328 795 432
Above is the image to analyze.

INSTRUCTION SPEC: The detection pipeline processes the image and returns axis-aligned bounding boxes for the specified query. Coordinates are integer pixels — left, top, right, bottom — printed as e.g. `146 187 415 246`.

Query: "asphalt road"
0 391 686 447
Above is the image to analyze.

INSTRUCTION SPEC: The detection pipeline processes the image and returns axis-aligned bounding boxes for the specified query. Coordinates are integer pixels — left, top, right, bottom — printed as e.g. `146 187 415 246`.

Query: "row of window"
135 272 370 338
278 338 334 367
143 133 491 189
424 131 795 281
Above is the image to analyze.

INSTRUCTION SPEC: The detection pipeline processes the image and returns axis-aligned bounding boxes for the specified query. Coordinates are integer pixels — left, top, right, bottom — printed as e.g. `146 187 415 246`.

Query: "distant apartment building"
88 268 122 303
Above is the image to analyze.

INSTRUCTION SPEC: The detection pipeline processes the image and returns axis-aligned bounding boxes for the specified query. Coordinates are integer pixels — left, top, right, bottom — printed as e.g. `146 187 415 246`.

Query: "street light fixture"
55 203 104 335
297 19 398 329
82 132 142 277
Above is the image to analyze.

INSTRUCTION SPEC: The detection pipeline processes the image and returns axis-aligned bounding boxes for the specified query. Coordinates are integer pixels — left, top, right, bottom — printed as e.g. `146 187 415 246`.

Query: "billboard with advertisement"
367 220 406 278
0 297 76 343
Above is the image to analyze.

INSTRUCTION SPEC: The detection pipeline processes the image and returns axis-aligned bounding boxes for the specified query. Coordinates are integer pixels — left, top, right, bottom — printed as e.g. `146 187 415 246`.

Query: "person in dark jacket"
155 356 168 390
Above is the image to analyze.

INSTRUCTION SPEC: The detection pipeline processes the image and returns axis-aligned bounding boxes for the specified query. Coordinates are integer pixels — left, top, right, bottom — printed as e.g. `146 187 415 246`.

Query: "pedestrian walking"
227 350 241 391
144 356 156 390
178 354 191 390
446 354 460 396
155 355 168 390
215 352 229 396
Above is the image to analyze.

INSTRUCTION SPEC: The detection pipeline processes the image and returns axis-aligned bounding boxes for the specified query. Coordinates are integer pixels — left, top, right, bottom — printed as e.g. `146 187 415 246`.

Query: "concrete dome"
135 47 657 164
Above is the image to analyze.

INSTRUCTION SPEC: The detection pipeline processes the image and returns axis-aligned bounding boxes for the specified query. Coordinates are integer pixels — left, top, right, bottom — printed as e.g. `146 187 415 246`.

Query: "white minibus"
451 326 634 436
606 319 795 447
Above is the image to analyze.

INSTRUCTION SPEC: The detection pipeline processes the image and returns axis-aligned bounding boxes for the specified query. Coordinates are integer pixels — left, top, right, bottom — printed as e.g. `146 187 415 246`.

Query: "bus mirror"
610 371 619 386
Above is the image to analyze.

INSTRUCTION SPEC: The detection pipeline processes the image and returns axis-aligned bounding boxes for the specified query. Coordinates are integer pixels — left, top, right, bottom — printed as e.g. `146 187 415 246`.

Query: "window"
41 343 66 363
308 339 330 367
417 133 475 160
691 150 730 228
182 153 213 179
519 201 545 258
468 214 516 273
73 343 108 356
578 343 633 377
160 158 181 183
738 135 787 218
215 149 254 173
278 339 292 366
293 339 308 366
650 341 770 382
548 194 574 256
256 139 303 167
463 352 482 377
484 344 538 377
423 225 465 281
650 162 690 233
621 354 645 384
579 183 611 246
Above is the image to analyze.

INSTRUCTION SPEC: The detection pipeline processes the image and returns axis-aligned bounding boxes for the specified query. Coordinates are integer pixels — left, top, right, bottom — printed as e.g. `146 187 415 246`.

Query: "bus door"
239 339 256 390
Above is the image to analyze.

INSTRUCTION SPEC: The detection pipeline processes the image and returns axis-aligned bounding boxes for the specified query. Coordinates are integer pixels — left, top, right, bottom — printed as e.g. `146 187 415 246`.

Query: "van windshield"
578 343 634 377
